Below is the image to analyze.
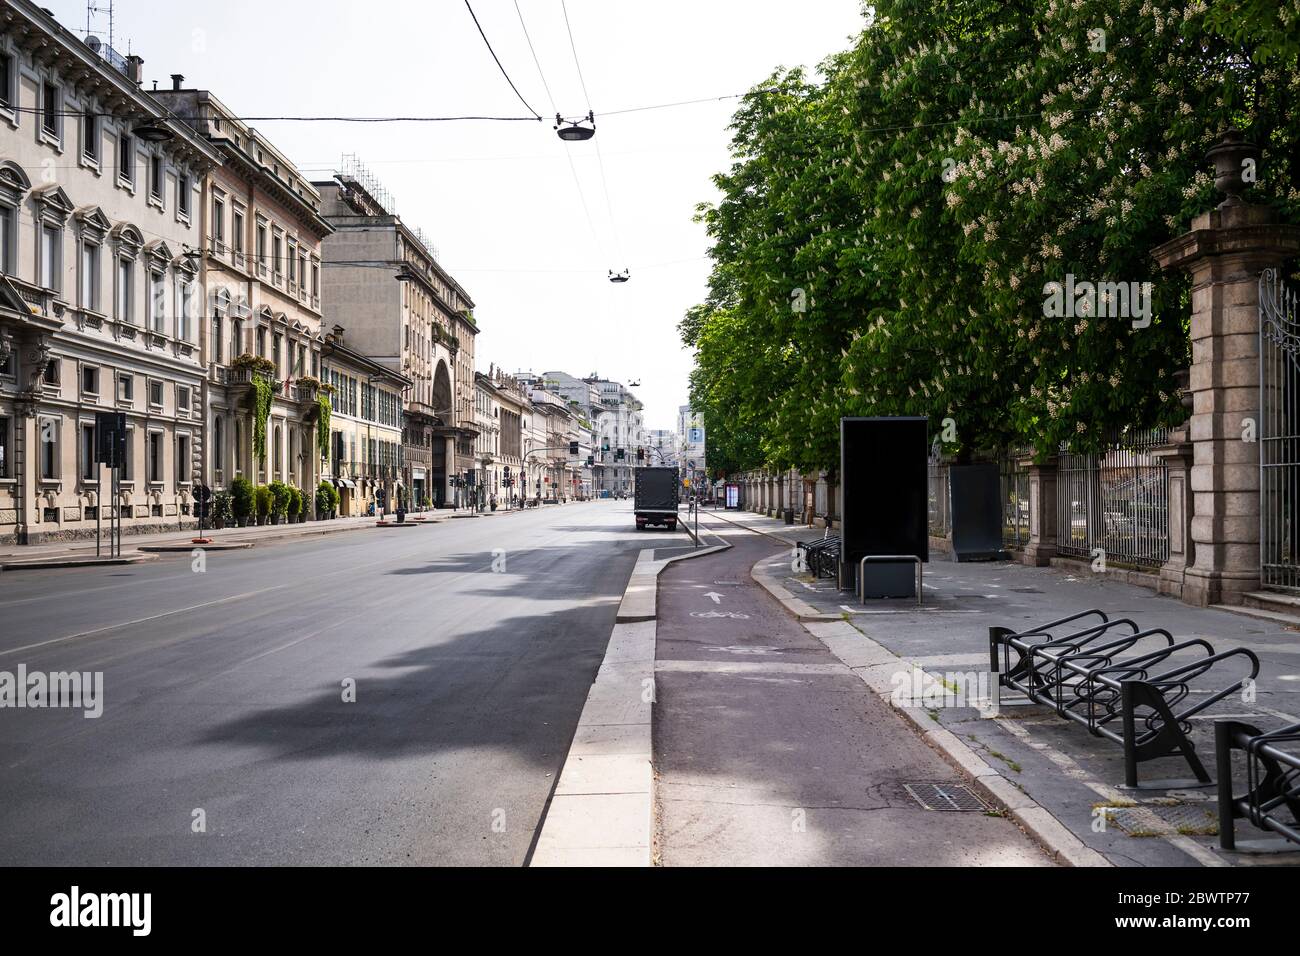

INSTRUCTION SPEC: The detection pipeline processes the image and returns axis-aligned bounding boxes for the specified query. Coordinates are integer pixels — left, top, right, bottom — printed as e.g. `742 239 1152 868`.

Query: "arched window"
214 416 224 471
274 425 282 479
235 419 243 474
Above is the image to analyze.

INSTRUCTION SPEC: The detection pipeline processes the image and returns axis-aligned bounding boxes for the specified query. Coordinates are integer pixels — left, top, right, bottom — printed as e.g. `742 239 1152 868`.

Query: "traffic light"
636 447 644 462
569 440 579 456
586 455 594 467
601 439 609 452
615 448 625 460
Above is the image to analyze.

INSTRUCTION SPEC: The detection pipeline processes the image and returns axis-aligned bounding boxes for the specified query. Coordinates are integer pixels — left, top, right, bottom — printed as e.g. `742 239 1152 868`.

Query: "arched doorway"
429 360 453 507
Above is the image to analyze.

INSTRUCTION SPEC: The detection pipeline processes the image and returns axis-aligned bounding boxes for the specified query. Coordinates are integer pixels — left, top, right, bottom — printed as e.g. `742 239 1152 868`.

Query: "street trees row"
683 0 1300 476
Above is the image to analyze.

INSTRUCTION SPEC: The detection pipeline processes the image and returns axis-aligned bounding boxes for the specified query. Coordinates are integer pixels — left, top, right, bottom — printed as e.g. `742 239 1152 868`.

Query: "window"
232 209 244 257
82 112 98 162
178 174 190 218
118 373 133 403
0 53 12 109
177 434 190 483
0 415 9 478
212 196 225 250
298 252 307 295
40 417 59 480
149 154 163 200
272 234 282 282
41 225 61 291
82 366 98 395
82 423 96 480
43 358 59 386
256 222 267 271
118 133 134 183
287 241 297 287
116 258 133 321
121 427 133 481
41 82 59 138
256 327 266 357
178 278 194 341
151 271 165 333
214 416 224 471
0 204 12 274
149 380 164 408
149 431 163 483
177 384 190 414
273 333 282 374
80 241 100 311
210 314 223 365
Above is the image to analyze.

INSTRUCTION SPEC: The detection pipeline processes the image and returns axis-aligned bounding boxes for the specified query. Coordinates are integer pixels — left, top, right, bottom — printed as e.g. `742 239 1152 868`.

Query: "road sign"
94 411 126 465
688 459 695 470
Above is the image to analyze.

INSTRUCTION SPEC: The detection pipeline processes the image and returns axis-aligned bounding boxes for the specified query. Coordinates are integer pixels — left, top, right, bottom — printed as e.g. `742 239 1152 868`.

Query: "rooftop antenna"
85 0 114 53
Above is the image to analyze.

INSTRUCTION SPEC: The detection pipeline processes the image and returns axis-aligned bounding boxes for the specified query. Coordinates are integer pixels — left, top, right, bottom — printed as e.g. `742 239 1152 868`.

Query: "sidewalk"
709 508 1300 867
653 512 1053 866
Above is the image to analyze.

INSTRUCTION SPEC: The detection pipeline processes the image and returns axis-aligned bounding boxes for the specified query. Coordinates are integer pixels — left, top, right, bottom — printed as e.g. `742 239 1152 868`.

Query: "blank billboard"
840 417 929 565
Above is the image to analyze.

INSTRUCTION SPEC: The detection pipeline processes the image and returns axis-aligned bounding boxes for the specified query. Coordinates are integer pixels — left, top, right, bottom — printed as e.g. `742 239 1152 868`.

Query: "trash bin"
783 508 794 525
396 507 406 524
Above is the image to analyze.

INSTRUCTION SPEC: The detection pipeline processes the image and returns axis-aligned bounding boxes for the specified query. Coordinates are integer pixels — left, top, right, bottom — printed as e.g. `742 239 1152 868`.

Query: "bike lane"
653 513 1052 865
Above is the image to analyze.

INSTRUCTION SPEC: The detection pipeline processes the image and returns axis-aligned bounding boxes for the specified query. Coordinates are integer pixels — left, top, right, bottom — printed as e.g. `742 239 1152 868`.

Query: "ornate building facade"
0 2 221 543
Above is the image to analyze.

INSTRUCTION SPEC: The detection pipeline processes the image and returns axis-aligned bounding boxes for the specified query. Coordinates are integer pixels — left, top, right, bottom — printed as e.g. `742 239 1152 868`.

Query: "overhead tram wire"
464 0 543 120
559 0 626 271
513 0 604 265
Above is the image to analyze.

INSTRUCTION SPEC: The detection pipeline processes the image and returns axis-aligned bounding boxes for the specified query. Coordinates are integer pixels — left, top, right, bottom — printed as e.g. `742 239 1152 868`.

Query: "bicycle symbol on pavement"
690 611 750 619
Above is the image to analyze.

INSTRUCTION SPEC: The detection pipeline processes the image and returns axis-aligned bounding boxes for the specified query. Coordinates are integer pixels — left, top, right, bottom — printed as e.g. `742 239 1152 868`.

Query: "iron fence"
1260 268 1300 594
1056 428 1171 569
1000 449 1031 551
928 455 950 537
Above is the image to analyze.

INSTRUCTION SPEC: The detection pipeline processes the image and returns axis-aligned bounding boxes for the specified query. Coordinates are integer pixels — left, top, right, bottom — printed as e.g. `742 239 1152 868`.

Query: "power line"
464 0 542 120
559 0 625 265
513 0 603 263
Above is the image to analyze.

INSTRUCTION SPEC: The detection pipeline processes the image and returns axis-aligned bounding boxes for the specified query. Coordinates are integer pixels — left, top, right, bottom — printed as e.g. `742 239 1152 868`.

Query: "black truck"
634 466 680 530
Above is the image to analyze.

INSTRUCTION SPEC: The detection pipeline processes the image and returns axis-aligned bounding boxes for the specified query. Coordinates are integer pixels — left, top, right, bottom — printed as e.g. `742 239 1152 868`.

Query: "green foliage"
229 477 255 519
212 491 233 526
255 484 272 518
268 480 290 517
289 487 305 516
685 0 1300 471
316 480 338 514
317 393 331 458
250 374 275 465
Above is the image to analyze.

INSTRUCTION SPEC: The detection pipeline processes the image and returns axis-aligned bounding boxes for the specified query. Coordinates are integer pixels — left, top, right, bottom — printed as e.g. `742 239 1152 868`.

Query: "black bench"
990 610 1259 788
1215 719 1300 852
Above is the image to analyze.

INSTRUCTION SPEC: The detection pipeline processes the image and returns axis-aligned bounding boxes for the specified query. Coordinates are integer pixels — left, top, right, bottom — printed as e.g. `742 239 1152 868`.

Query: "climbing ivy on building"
316 393 331 459
251 374 275 464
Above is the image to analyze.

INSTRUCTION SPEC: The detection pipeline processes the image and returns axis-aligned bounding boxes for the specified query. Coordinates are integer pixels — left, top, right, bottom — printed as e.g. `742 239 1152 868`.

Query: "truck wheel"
668 520 677 531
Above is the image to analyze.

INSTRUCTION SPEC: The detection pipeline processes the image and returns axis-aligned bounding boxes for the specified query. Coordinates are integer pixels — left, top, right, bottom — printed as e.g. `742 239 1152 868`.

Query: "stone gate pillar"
1151 131 1300 606
1022 454 1059 567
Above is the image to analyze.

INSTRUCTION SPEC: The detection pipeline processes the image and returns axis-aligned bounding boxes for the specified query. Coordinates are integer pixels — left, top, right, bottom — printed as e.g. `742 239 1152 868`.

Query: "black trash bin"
783 508 794 525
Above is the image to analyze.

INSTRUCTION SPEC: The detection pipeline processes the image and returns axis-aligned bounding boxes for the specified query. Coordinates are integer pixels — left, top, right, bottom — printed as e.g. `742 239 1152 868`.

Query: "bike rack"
989 611 1259 788
857 555 923 608
1216 720 1300 852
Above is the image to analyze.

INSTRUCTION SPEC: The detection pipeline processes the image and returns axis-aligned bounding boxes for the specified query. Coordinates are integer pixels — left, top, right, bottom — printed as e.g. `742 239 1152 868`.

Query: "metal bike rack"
798 536 840 580
1216 720 1300 852
857 555 923 608
989 611 1259 788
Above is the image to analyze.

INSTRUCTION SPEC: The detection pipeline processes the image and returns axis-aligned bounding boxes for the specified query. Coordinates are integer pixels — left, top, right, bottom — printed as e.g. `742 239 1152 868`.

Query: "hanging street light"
608 268 630 284
556 111 595 142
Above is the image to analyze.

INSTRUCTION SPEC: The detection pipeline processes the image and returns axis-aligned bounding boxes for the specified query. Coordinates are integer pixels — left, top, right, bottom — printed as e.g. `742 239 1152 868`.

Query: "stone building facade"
0 2 221 544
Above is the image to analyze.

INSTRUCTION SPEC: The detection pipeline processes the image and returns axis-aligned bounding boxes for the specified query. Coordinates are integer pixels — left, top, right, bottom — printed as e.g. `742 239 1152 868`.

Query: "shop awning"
333 478 357 490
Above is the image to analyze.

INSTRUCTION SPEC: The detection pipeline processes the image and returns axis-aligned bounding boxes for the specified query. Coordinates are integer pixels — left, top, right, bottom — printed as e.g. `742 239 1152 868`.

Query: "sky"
46 0 866 430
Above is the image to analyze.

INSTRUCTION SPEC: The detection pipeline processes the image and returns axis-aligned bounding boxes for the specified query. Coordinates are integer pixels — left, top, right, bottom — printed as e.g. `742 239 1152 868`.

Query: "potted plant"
230 477 254 528
316 480 337 519
212 491 233 530
255 485 272 525
268 481 290 525
285 486 302 524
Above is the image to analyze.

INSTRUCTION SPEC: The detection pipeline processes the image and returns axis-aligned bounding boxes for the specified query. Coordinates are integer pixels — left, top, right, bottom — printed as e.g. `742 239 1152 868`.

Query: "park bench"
990 610 1259 788
1215 719 1300 852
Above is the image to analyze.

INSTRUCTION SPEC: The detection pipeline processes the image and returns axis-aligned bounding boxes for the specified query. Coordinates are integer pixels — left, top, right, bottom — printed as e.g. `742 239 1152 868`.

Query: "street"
0 502 661 866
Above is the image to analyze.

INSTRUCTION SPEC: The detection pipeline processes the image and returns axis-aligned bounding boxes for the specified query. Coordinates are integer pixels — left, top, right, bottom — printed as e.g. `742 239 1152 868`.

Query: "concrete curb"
0 552 160 570
749 549 1111 869
140 542 254 552
531 536 733 867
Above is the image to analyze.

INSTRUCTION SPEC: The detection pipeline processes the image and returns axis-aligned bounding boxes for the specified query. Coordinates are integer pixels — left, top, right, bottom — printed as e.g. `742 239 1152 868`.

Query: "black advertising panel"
840 417 929 566
94 411 126 465
949 463 1005 561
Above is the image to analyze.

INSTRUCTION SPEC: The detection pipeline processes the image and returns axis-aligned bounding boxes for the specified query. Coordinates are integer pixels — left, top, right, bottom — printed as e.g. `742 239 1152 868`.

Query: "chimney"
171 73 184 91
125 55 144 85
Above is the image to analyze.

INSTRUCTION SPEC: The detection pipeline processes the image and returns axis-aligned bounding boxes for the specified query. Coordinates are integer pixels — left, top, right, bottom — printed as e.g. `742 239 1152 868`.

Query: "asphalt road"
0 501 674 866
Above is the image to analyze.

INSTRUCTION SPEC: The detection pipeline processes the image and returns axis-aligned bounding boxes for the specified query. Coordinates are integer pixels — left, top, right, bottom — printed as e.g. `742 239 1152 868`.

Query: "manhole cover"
903 782 988 812
1102 802 1218 837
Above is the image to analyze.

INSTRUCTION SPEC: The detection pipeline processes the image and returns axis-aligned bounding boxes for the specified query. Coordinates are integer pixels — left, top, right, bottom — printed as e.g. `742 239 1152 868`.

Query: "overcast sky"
47 0 866 429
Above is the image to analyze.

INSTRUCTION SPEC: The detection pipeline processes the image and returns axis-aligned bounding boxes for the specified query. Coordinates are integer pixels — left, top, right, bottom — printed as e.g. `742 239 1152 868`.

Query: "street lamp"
555 111 595 141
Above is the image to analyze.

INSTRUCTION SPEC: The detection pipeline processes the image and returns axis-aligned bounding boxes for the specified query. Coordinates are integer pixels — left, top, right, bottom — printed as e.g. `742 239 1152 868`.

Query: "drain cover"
1103 803 1218 837
903 782 988 812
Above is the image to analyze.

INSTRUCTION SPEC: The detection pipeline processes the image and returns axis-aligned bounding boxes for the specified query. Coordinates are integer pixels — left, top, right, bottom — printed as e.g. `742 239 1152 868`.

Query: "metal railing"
1056 428 1170 569
1000 449 1031 551
1260 268 1300 594
927 456 950 537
